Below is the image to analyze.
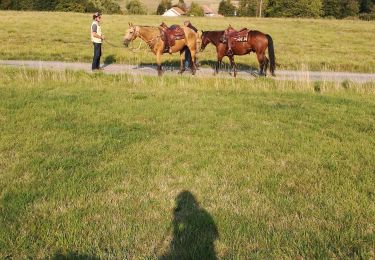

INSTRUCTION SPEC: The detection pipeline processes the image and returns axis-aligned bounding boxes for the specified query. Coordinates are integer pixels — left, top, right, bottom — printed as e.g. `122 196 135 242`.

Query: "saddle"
223 26 249 55
225 26 249 42
159 22 185 53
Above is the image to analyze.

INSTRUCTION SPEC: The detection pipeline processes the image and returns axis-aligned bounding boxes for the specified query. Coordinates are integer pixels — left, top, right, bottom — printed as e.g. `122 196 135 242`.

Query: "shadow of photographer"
159 190 219 260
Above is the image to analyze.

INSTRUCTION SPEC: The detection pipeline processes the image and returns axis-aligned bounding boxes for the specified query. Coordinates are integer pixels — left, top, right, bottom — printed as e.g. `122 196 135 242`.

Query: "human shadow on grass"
102 55 117 68
158 190 219 260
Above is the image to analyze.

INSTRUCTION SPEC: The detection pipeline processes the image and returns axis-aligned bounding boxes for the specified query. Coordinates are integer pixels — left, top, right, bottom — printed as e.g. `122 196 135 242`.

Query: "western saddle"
159 22 185 53
223 25 249 56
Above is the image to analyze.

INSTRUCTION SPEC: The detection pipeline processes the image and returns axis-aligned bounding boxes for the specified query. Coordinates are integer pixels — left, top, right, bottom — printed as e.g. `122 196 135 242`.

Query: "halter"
131 26 162 48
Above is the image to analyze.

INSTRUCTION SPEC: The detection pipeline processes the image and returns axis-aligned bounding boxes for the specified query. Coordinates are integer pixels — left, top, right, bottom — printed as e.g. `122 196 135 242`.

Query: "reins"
103 39 122 48
135 26 162 49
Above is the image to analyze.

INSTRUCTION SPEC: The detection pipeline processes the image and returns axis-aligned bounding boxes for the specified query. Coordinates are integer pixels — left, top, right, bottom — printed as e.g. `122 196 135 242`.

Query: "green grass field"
2 11 375 72
0 67 374 258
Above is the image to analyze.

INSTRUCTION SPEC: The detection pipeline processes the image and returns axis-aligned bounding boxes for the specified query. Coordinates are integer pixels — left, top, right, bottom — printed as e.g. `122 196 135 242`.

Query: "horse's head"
200 31 211 52
123 23 138 47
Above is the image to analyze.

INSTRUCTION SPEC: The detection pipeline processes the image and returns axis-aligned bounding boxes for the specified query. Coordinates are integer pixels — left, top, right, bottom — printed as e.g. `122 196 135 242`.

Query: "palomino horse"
123 23 199 76
200 29 275 77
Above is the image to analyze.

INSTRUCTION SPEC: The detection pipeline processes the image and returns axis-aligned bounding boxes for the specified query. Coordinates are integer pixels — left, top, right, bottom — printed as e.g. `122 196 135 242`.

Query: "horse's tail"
266 34 276 76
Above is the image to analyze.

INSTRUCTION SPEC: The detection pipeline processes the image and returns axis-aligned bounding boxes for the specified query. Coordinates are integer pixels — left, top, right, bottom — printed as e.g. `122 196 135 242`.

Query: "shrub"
101 0 121 14
55 0 86 12
238 0 257 17
156 0 172 15
126 0 147 14
218 0 236 16
188 1 204 16
266 0 322 18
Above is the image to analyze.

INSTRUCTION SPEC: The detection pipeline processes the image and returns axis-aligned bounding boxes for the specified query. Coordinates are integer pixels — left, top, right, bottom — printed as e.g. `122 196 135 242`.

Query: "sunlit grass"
0 67 374 258
2 11 375 72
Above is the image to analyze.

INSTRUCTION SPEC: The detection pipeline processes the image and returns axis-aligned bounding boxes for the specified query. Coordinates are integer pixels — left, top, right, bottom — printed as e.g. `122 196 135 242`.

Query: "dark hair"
93 12 102 20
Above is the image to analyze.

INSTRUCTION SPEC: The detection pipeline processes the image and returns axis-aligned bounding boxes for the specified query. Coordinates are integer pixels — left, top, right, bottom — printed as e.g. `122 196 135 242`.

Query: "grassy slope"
1 11 375 72
0 68 374 258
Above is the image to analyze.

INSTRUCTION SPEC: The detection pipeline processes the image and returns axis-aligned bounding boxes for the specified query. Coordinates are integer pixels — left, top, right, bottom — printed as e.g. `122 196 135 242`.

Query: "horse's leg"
229 55 237 77
256 51 266 76
189 48 197 75
179 48 186 74
215 51 224 75
156 51 163 76
263 56 269 77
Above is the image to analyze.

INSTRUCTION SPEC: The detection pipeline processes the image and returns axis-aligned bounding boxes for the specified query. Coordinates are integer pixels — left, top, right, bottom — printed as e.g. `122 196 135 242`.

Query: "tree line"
0 0 121 13
1 0 374 19
219 0 375 19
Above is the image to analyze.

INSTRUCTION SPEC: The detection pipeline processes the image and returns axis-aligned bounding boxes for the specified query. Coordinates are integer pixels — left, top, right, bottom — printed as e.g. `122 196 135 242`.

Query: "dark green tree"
323 0 360 18
265 0 322 17
0 0 121 12
101 0 121 13
360 0 374 12
33 0 58 10
156 0 171 14
0 0 13 9
126 0 146 14
323 0 341 17
218 0 236 16
55 0 87 12
238 0 257 16
341 0 359 17
188 1 204 16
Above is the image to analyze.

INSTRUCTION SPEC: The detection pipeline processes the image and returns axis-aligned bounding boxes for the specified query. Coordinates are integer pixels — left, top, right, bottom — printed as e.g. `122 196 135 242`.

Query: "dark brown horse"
200 29 275 77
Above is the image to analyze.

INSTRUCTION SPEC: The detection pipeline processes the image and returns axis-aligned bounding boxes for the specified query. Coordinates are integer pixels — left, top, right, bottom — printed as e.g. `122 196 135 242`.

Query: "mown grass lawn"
0 68 374 258
2 11 375 72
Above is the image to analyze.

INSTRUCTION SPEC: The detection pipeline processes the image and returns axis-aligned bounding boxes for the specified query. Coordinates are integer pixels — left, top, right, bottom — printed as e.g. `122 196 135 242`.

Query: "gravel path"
1 60 374 83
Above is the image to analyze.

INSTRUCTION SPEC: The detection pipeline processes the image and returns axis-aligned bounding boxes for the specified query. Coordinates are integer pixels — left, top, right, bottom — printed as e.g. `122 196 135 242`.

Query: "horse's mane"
136 25 160 36
203 30 225 45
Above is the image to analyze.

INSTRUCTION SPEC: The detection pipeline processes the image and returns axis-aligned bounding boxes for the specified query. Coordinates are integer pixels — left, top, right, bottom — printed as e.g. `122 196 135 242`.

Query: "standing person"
183 20 198 70
91 12 105 71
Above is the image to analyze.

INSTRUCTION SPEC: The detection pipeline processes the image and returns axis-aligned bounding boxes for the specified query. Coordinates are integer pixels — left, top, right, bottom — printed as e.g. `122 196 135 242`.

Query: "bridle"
128 25 162 48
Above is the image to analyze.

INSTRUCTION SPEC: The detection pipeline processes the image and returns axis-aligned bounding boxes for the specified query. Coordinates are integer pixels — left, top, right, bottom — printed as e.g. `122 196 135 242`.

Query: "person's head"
93 12 102 22
184 20 190 26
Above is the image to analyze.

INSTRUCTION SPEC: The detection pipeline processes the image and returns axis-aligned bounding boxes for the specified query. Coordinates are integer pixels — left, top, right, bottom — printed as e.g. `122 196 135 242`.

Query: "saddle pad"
233 36 248 42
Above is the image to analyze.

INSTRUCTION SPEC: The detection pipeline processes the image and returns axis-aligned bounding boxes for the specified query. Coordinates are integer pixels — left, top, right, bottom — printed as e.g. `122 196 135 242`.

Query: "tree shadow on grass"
158 190 219 260
51 251 100 260
138 61 182 72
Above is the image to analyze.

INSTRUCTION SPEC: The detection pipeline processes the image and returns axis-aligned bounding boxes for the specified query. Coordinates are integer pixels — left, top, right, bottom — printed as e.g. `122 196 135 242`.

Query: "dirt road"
1 60 374 83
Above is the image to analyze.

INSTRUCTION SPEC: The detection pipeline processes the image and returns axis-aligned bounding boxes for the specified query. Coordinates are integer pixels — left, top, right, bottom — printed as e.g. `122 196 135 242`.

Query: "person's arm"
91 24 104 40
92 32 104 40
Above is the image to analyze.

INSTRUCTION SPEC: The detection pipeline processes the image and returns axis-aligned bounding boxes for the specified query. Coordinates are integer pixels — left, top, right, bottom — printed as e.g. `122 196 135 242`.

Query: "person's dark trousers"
92 43 102 70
